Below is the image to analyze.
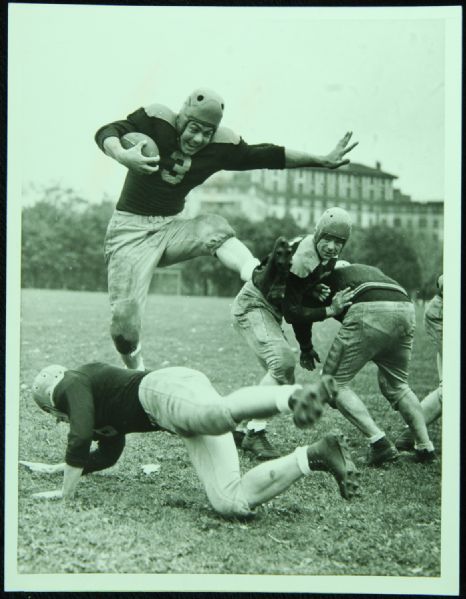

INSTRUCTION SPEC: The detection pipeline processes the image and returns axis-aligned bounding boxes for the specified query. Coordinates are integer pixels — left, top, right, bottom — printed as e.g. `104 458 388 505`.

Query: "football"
120 132 159 158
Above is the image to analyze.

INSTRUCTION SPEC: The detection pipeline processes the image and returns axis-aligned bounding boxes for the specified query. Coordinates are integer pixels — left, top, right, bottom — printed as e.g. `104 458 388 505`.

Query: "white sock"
122 343 145 371
415 441 434 452
240 257 260 282
294 446 312 476
246 419 266 433
275 385 302 414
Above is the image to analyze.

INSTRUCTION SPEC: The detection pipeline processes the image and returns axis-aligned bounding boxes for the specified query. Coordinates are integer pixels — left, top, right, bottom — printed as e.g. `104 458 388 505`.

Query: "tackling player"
95 88 358 371
231 207 353 459
22 363 360 518
285 263 436 465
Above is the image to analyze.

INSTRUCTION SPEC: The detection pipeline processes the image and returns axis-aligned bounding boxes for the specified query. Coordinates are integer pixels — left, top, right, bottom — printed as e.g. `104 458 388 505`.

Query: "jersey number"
160 151 192 185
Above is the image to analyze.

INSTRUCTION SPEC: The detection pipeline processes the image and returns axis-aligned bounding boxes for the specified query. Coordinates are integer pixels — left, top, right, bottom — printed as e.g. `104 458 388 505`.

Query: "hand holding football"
120 132 159 157
119 132 160 174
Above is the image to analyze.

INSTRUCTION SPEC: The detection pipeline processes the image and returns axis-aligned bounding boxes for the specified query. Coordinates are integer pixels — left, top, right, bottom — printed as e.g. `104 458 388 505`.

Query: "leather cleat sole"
309 434 361 500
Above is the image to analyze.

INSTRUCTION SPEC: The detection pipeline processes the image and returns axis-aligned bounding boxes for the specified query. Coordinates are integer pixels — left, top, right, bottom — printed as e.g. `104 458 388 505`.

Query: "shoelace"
253 432 275 451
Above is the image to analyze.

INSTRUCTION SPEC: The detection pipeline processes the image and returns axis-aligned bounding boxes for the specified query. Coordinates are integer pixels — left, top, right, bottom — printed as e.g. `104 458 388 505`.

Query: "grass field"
17 289 442 576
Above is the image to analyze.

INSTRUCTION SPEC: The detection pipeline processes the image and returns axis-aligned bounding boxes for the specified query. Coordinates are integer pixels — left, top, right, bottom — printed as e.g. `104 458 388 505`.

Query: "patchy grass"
17 290 441 575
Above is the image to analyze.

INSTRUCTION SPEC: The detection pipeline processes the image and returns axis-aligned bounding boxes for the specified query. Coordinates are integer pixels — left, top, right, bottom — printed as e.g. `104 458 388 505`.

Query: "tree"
341 225 422 294
409 232 443 299
21 185 113 291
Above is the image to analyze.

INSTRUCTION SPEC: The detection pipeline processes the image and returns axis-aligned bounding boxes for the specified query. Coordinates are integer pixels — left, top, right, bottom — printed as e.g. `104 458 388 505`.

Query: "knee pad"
112 334 138 355
200 213 235 236
111 300 141 354
194 214 235 253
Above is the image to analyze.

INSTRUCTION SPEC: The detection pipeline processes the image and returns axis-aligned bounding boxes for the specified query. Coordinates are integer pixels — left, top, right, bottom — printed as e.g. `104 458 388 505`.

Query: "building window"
433 218 439 228
419 217 427 228
394 217 401 227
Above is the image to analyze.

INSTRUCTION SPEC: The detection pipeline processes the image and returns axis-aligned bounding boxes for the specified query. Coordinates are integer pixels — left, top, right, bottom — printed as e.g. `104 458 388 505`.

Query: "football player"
285 262 436 465
231 207 353 459
395 274 443 451
21 362 360 518
95 88 358 371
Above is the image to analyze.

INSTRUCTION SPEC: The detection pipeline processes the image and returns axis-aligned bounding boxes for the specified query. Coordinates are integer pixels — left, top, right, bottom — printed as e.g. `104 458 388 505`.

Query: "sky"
8 5 461 204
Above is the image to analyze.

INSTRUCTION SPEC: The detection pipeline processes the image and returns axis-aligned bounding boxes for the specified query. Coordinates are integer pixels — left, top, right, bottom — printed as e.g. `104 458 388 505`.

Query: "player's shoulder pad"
144 103 177 127
290 234 320 278
212 126 241 145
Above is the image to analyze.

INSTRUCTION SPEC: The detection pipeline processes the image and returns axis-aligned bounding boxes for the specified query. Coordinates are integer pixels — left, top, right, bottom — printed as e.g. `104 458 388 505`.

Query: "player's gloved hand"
313 283 331 302
328 287 354 316
118 141 160 175
300 347 321 371
32 489 63 500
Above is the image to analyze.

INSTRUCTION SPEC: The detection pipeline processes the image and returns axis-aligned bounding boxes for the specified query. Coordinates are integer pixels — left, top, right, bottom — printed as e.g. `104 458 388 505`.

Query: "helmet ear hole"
197 95 204 101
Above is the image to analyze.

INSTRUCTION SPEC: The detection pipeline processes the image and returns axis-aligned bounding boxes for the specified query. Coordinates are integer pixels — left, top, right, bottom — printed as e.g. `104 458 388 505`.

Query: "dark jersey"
52 362 159 470
323 264 409 321
253 237 335 321
290 263 409 350
95 104 285 216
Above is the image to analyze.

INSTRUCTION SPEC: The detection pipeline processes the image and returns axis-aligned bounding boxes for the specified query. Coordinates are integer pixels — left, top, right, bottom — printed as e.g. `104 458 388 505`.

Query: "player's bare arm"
103 137 160 175
31 464 83 501
285 132 358 169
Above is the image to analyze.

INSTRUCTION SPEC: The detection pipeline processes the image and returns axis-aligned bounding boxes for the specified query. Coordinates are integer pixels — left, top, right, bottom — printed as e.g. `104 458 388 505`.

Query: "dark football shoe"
289 375 338 428
252 236 292 299
241 430 280 460
366 437 399 466
307 434 360 500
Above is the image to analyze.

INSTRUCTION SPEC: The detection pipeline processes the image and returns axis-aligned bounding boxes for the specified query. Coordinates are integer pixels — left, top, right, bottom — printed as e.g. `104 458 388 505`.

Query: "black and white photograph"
5 4 461 594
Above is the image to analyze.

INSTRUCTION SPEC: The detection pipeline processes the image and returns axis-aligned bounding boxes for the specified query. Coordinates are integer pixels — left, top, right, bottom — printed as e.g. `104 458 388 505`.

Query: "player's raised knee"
110 300 141 354
194 213 235 251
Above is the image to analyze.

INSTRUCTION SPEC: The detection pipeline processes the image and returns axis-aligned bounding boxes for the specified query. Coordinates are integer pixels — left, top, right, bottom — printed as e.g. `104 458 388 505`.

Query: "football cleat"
366 437 399 466
252 236 292 300
289 376 337 428
232 430 246 448
413 449 437 463
241 430 280 460
307 434 360 500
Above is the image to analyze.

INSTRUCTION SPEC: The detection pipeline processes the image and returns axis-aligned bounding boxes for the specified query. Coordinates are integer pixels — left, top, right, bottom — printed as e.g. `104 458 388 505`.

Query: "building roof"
339 162 398 179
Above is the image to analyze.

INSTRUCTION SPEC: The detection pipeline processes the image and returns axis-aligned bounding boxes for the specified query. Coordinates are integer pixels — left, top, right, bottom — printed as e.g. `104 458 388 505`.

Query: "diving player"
22 362 360 518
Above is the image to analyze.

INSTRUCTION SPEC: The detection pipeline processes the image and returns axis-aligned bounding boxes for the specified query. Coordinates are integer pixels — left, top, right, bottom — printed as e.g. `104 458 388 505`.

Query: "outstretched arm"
285 132 358 169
